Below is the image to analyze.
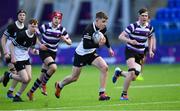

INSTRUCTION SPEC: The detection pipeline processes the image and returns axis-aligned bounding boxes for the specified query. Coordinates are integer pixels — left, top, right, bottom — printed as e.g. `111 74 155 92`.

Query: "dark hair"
96 11 108 19
28 18 38 25
138 8 148 15
17 9 26 15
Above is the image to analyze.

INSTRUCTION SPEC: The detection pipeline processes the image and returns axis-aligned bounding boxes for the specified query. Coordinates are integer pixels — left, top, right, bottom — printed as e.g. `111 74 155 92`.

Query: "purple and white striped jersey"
125 21 155 54
37 22 69 52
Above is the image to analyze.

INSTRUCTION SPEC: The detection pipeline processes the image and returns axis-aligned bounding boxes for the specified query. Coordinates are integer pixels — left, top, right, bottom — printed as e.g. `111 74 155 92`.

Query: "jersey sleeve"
148 26 155 38
60 26 69 39
37 24 46 35
125 24 134 34
104 34 110 48
101 28 111 48
3 24 14 38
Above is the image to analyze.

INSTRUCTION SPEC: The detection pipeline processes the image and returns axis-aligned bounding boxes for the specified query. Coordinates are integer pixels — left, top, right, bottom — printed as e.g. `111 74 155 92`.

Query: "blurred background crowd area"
0 0 180 65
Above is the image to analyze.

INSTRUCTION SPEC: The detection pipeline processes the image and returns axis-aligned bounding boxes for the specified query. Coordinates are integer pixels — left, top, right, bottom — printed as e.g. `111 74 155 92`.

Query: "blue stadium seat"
168 0 180 8
154 0 180 44
160 29 180 44
150 19 169 29
156 8 172 21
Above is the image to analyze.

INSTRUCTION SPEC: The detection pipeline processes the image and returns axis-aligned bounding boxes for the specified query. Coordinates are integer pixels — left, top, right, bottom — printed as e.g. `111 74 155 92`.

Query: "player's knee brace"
135 70 140 76
5 58 11 64
47 62 56 67
128 68 140 76
128 68 136 73
41 69 47 74
10 67 16 72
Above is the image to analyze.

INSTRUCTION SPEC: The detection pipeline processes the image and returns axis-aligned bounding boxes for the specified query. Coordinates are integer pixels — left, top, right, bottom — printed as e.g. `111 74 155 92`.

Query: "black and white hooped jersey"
13 30 37 61
37 22 69 52
75 22 111 55
125 21 155 54
4 21 27 40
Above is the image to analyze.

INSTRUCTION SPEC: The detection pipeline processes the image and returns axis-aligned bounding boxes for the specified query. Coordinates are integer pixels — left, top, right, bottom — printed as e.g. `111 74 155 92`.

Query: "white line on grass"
116 83 180 89
43 100 180 110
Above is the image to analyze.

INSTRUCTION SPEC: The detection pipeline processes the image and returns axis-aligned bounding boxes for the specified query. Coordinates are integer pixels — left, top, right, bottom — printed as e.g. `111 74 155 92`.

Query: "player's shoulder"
85 23 94 31
83 23 94 35
7 22 16 29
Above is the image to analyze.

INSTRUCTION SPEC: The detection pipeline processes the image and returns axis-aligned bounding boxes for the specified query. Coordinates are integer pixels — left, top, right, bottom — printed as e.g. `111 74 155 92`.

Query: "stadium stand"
151 0 180 44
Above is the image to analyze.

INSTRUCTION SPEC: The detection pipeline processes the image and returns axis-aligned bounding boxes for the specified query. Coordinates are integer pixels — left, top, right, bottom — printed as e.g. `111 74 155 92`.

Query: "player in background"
112 8 155 100
55 11 114 101
136 35 156 81
3 19 39 102
1 9 27 98
136 16 156 81
27 11 72 101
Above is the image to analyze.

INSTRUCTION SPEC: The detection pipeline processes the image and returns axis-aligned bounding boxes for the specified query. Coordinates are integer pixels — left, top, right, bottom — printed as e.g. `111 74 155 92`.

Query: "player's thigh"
126 58 136 69
18 69 29 82
92 56 108 70
25 65 32 80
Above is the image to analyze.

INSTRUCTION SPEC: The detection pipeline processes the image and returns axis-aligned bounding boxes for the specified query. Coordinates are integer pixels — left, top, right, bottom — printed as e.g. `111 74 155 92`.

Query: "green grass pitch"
0 64 180 110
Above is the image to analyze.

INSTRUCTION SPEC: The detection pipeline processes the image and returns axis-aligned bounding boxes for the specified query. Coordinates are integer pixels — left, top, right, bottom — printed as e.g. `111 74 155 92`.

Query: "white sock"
99 88 105 92
9 87 14 91
16 92 21 97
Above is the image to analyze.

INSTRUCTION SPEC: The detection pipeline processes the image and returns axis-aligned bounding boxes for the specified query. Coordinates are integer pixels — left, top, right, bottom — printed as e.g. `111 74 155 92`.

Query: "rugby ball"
92 31 104 44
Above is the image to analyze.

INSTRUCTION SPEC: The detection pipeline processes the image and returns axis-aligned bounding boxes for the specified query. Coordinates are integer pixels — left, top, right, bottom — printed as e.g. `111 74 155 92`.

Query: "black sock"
30 78 42 93
42 73 51 85
99 91 105 96
121 91 127 96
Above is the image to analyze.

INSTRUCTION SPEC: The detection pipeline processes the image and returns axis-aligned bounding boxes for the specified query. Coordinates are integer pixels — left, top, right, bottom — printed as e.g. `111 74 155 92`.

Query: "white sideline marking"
43 100 180 110
116 83 180 89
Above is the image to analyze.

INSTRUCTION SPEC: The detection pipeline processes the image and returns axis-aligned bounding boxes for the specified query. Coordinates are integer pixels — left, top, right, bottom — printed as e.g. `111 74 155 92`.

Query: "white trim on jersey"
25 30 34 38
83 35 91 40
93 22 97 31
75 41 96 56
15 21 24 29
14 46 29 61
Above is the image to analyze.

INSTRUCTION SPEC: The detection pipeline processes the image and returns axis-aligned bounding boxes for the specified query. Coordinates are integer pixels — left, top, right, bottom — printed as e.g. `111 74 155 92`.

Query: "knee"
22 78 29 83
101 64 108 72
49 64 57 72
22 76 32 83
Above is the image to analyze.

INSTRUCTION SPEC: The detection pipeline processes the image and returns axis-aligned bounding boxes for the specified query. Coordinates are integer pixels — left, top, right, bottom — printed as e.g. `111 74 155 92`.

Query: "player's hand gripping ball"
92 31 106 44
